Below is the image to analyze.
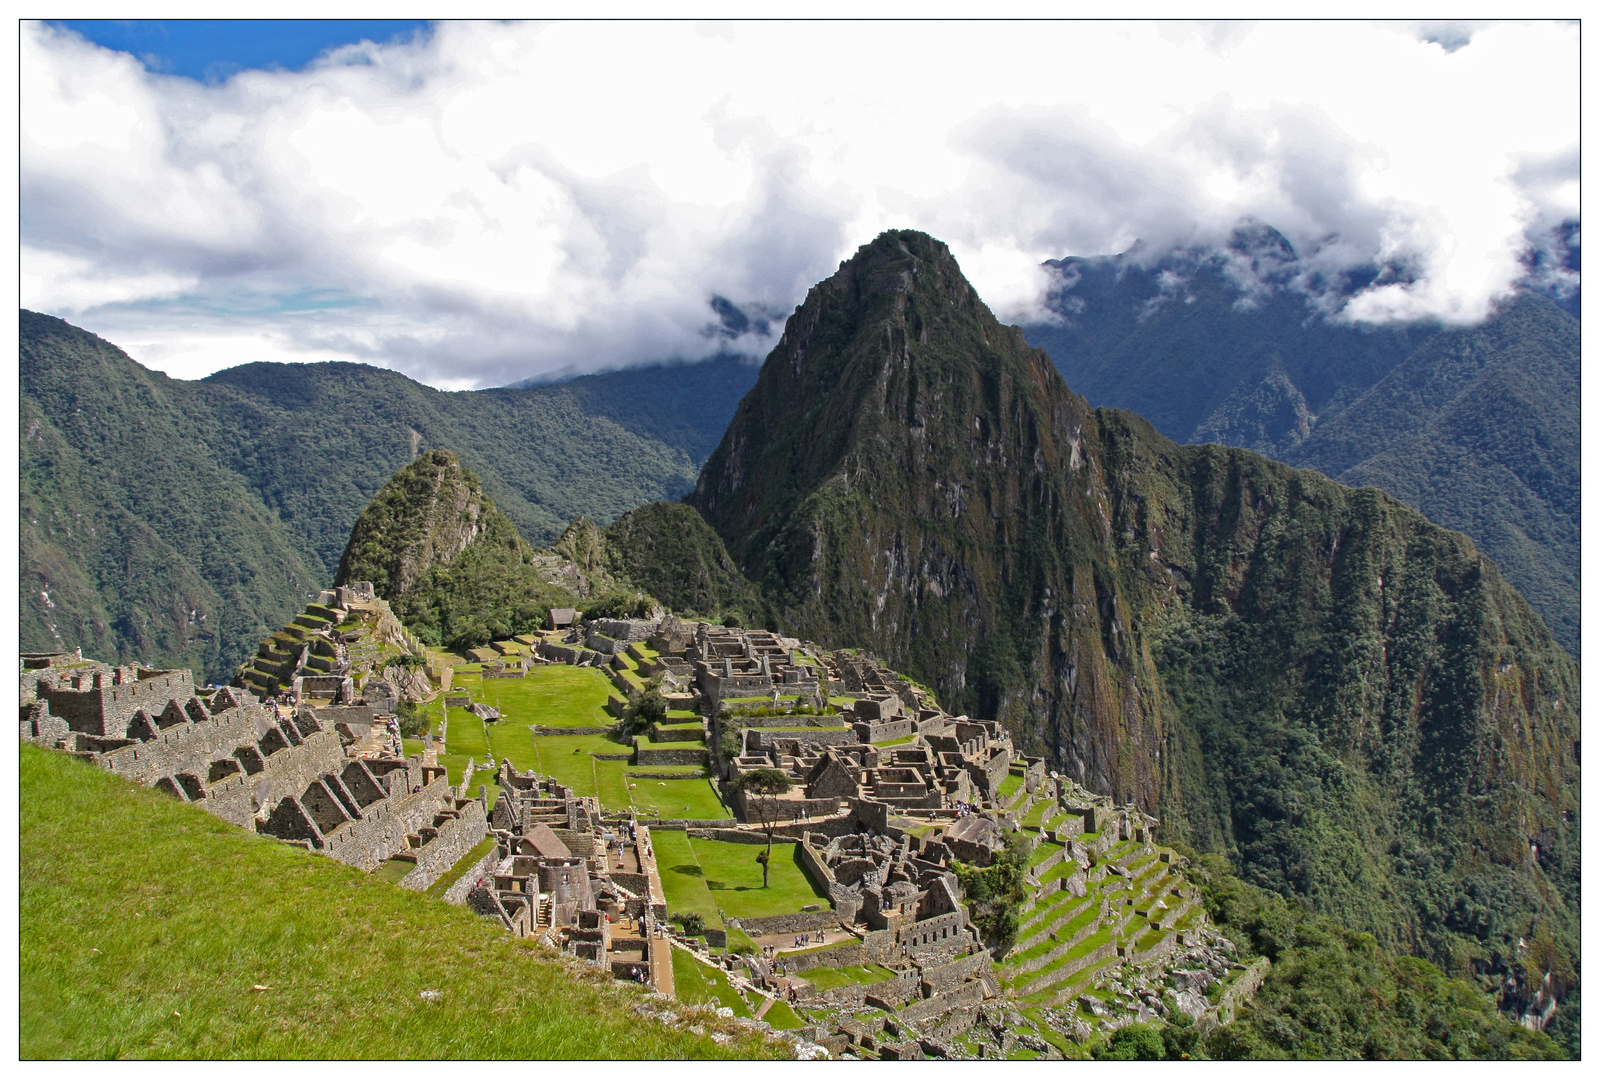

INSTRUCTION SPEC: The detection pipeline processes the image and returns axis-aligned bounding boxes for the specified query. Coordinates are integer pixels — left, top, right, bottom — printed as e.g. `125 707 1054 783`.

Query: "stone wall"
734 715 847 729
1215 957 1272 1025
538 641 607 667
747 729 858 752
263 770 454 871
441 844 506 905
37 667 197 736
634 746 709 766
725 910 841 936
95 706 257 786
852 718 916 743
590 618 659 643
898 977 988 1023
199 730 346 827
918 951 992 995
784 940 865 973
400 797 489 891
901 910 967 952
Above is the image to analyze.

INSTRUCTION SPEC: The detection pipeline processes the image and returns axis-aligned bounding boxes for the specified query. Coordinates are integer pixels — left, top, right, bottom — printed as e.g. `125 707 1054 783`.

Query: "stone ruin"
21 652 486 891
463 760 671 990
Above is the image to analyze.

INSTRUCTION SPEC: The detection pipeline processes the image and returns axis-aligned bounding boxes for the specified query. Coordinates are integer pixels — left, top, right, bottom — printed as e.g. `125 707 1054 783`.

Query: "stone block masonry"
22 655 465 876
399 795 490 890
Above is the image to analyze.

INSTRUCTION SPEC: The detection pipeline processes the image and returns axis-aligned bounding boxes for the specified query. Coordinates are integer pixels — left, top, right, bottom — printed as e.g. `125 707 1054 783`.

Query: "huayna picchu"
20 231 1576 1059
687 230 1578 1039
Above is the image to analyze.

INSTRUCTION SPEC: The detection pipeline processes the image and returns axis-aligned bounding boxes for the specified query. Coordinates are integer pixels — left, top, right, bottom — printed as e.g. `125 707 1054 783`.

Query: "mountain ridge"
1021 241 1580 657
688 229 1579 981
19 310 754 679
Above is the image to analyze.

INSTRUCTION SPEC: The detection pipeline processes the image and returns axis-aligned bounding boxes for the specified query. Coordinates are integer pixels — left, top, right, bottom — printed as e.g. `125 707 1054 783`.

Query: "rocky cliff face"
689 230 1579 969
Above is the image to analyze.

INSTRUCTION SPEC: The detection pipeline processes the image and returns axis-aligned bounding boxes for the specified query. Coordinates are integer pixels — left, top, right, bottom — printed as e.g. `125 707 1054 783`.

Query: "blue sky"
57 20 432 81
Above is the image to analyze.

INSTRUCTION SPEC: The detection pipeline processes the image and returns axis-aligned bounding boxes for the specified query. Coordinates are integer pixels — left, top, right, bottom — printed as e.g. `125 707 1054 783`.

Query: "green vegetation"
759 999 806 1030
669 946 753 1018
1025 251 1577 658
336 451 573 651
648 832 828 934
680 838 829 920
601 501 770 624
20 744 781 1059
425 835 498 900
20 314 760 681
1122 851 1569 1060
729 767 793 888
648 830 724 934
799 964 897 991
953 830 1032 951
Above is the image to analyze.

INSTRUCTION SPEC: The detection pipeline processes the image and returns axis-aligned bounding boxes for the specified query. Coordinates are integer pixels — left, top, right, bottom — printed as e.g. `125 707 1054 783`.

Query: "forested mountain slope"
1281 294 1580 655
19 310 754 679
1021 236 1579 657
688 230 1579 986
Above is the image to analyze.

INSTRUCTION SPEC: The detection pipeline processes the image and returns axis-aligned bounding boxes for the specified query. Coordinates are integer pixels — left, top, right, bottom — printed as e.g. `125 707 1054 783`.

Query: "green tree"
730 768 793 889
952 829 1032 952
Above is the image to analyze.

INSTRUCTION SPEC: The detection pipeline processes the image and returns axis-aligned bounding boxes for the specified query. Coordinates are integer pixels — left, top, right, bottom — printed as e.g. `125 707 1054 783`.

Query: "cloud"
21 19 1579 387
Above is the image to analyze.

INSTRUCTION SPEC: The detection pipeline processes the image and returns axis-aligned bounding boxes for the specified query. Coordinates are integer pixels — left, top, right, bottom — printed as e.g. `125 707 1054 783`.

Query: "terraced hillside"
992 774 1253 1042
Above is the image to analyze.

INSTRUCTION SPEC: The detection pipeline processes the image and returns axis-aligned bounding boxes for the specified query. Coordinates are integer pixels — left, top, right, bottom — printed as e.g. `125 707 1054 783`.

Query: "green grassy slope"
20 744 784 1060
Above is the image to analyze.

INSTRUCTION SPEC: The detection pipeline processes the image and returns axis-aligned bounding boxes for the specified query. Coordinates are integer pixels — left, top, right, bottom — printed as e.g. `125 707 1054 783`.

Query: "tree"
636 686 669 728
730 768 792 888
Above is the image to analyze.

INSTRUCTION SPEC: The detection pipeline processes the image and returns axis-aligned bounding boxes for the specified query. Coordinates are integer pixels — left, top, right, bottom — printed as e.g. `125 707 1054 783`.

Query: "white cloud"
20 19 1579 387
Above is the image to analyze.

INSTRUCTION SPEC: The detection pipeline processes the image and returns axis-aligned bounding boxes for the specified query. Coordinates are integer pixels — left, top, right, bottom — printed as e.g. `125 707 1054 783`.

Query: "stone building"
21 655 483 890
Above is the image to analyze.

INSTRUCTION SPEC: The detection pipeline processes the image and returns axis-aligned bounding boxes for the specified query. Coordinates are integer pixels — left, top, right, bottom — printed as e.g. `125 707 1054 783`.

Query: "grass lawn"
467 768 503 810
19 745 781 1060
760 999 806 1030
649 830 725 931
436 753 472 787
628 778 728 821
666 709 701 720
445 707 488 761
483 723 539 773
997 772 1024 800
683 837 830 920
372 858 414 883
526 733 631 800
798 964 897 991
1029 839 1065 868
473 665 614 728
669 946 751 1017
